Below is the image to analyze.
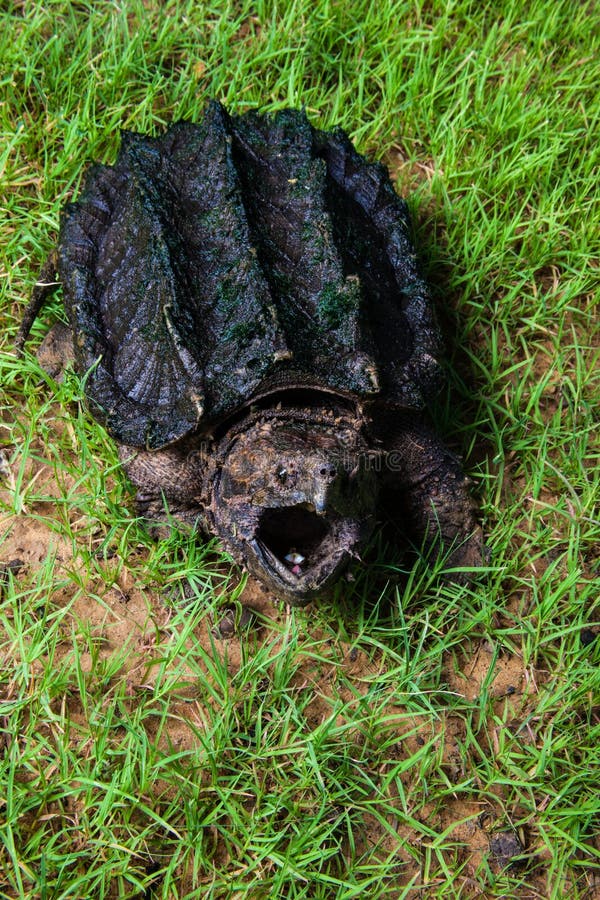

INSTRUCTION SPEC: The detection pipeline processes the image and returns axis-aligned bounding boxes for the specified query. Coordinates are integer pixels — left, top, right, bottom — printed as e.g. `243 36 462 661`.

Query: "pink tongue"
292 565 302 576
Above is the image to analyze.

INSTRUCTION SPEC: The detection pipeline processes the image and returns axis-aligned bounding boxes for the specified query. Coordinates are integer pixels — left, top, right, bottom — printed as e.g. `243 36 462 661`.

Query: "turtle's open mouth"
258 505 328 564
252 504 353 598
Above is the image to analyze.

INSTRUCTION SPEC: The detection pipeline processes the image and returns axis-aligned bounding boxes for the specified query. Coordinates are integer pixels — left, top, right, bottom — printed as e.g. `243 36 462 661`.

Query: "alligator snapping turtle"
18 101 482 604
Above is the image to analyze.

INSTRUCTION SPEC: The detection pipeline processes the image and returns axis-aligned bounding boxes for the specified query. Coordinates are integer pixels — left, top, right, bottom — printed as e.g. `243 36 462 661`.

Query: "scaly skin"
378 419 484 574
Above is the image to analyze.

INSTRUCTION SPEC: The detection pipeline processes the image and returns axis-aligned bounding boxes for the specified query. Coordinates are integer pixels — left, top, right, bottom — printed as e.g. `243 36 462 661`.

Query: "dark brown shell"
59 101 442 449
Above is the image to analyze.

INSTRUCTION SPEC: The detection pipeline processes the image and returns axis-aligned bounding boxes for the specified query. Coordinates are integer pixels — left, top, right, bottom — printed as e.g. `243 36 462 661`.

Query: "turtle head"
211 413 378 604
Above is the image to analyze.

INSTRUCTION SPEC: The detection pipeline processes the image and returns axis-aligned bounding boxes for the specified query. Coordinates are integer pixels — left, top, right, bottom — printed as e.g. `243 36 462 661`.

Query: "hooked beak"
247 503 366 605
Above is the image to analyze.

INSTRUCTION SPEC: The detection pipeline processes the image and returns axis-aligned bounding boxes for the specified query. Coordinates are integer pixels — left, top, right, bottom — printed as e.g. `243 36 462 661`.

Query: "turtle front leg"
33 321 74 379
118 441 211 537
382 422 484 575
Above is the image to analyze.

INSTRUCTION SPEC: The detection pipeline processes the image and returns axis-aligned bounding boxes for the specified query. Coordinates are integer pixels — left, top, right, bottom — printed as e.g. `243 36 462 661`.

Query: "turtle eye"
277 467 287 482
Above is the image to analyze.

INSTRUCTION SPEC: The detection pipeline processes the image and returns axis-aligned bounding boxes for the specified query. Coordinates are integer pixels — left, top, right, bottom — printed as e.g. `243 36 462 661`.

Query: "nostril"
319 466 337 479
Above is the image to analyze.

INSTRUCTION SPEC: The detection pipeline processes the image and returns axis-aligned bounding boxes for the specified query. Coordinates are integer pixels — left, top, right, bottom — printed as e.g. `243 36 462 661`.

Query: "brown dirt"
0 471 556 898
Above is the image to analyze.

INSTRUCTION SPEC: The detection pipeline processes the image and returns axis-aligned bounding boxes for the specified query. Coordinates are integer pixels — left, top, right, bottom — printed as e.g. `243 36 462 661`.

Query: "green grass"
1 0 599 897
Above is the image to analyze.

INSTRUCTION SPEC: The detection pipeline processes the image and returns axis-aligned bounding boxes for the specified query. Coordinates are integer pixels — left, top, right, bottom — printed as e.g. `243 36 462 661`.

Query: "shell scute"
58 102 442 449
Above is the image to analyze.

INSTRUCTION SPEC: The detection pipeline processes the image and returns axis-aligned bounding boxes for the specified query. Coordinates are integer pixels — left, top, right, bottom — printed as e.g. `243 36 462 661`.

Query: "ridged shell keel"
58 101 442 450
